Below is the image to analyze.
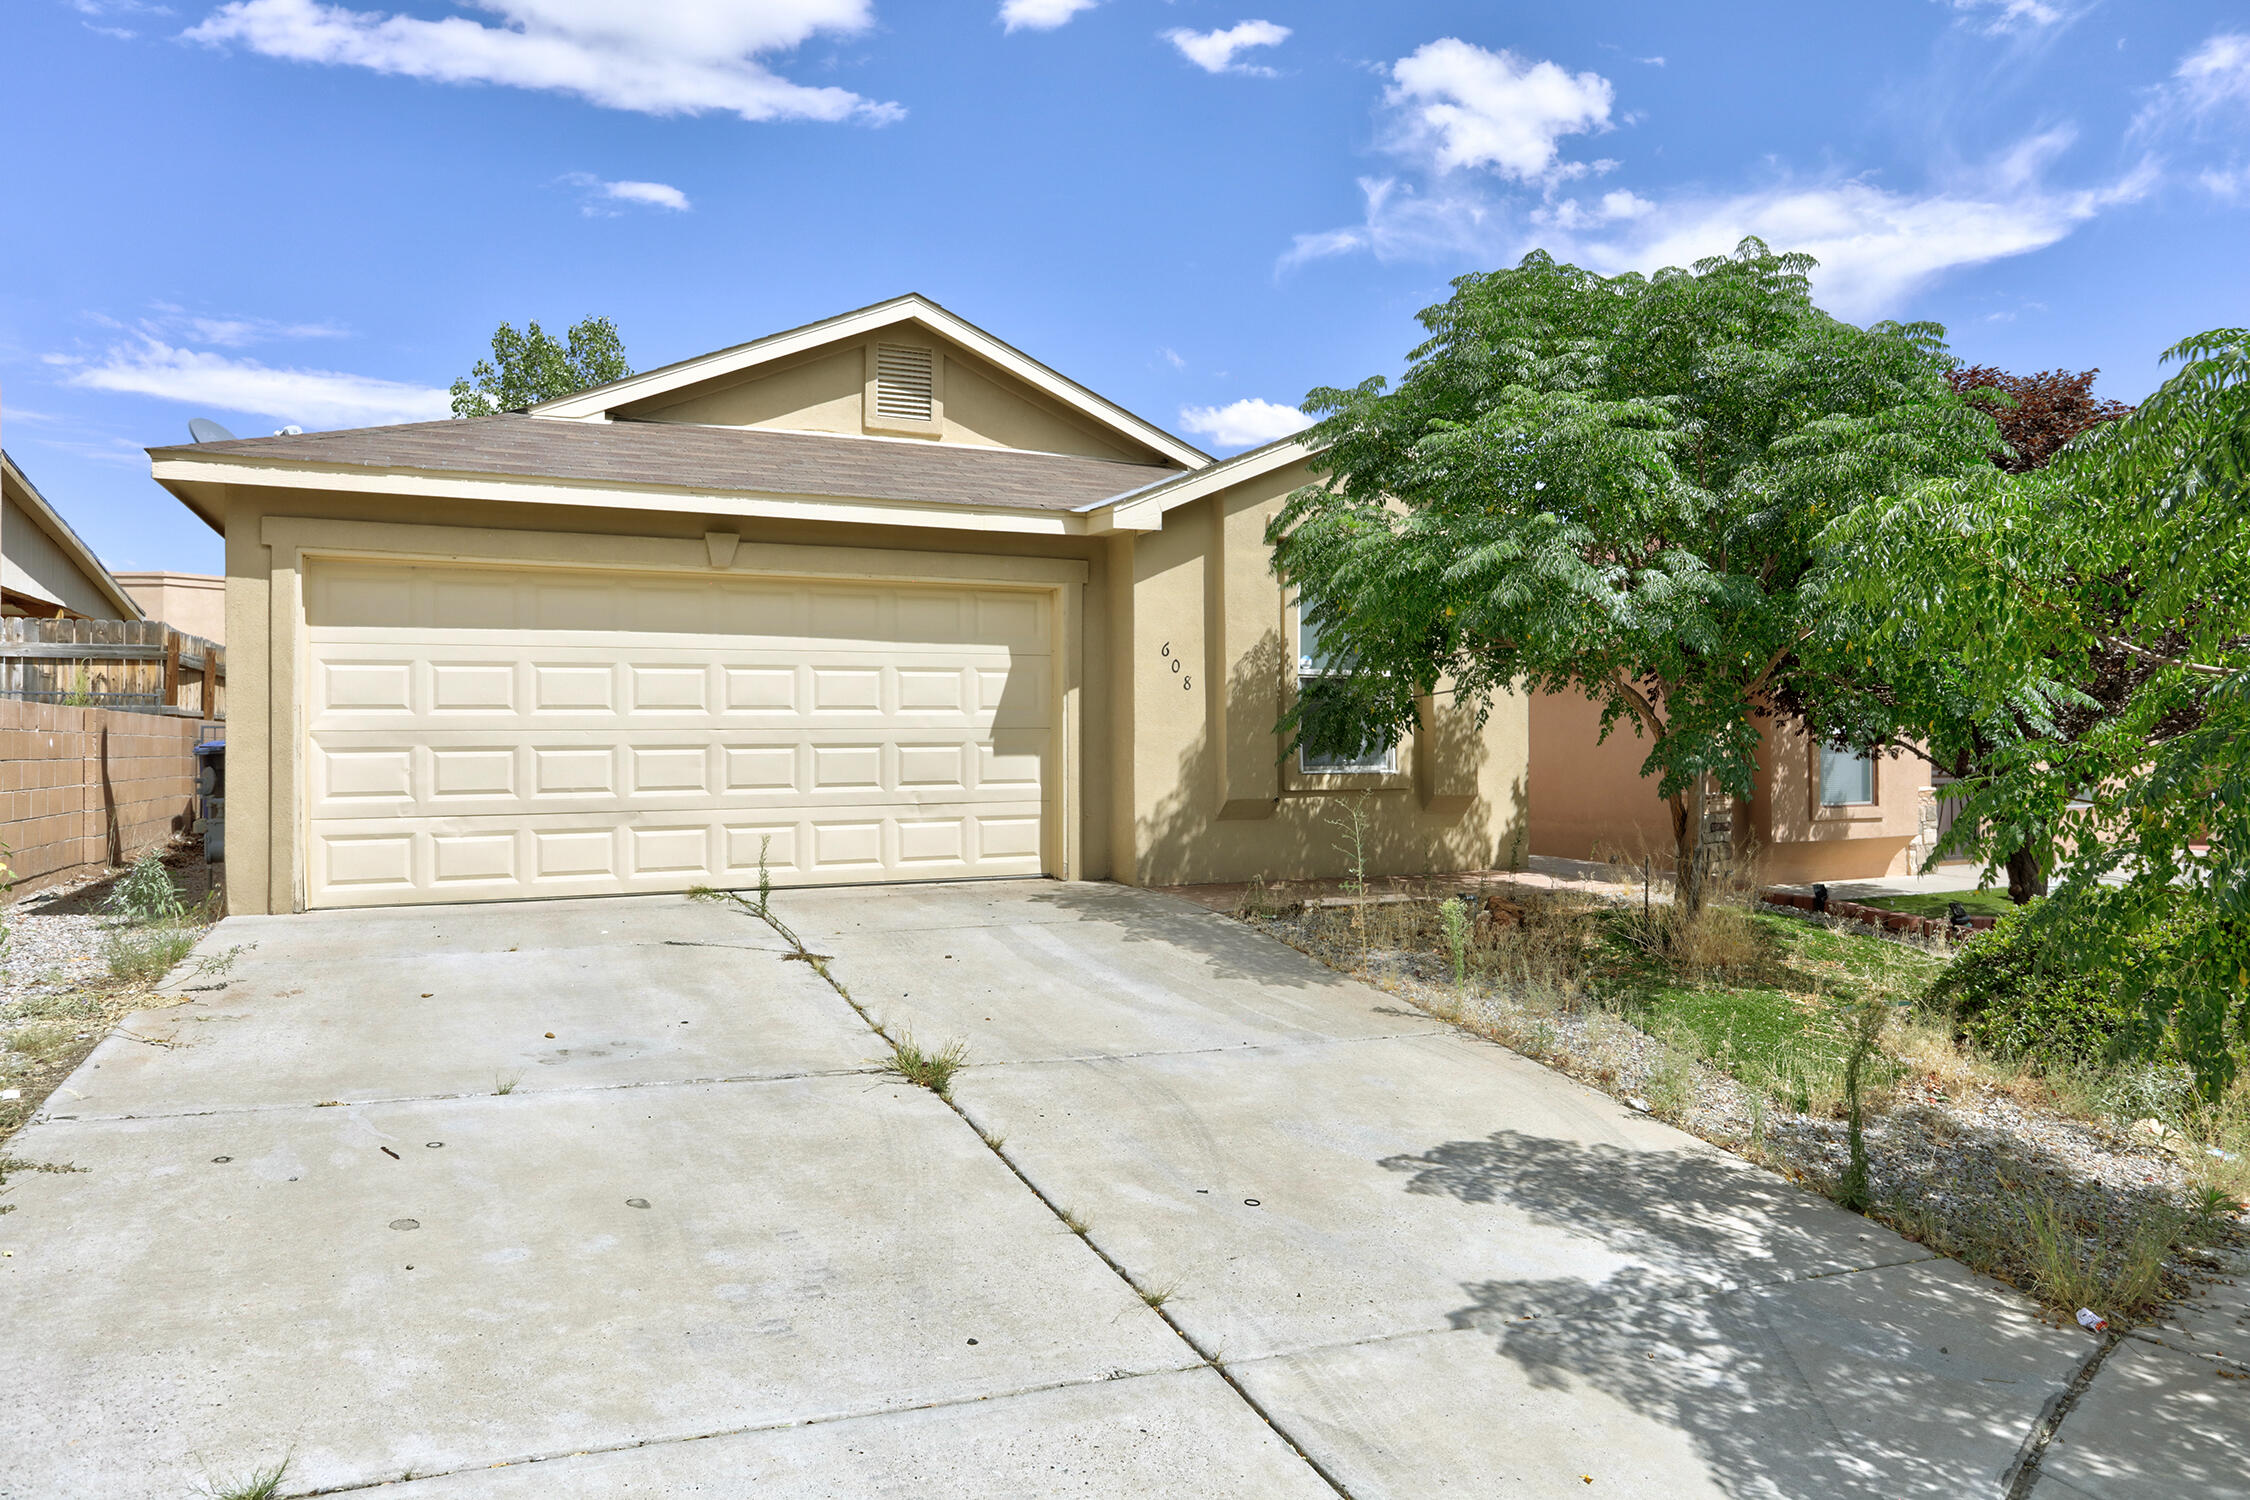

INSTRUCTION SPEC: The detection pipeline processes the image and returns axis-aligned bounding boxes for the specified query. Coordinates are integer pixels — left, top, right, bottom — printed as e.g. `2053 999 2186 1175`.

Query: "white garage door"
301 559 1052 908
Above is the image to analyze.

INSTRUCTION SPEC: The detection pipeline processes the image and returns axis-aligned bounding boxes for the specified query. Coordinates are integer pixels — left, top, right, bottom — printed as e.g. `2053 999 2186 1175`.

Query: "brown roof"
148 416 1183 512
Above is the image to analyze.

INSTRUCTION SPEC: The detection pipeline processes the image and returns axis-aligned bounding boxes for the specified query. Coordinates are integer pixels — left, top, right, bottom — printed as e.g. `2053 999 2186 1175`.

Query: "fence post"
163 629 182 708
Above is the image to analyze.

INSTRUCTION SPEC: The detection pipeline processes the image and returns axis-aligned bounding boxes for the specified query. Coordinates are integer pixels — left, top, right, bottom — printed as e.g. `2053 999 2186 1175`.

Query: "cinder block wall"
1 700 202 902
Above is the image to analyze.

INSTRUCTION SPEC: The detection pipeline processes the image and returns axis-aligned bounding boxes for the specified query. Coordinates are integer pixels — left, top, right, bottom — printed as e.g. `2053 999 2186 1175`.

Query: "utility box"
194 740 225 863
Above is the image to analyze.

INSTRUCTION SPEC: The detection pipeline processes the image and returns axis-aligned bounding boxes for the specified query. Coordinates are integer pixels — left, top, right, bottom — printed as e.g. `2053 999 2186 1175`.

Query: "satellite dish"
188 417 237 444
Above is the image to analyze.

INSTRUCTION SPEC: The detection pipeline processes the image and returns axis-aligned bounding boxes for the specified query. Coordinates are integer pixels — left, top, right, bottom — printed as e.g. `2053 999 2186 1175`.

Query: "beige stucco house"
1529 690 1930 884
3 451 146 621
151 297 1526 915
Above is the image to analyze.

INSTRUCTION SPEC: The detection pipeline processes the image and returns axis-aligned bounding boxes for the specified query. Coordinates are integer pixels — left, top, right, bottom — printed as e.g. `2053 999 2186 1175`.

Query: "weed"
1644 1049 1696 1124
493 1072 520 1096
1137 1277 1179 1309
106 848 184 925
977 1127 1006 1151
201 1456 289 1500
1437 896 1471 987
102 924 197 985
2018 1192 2177 1319
1325 795 1375 959
883 1034 968 1097
1058 1205 1090 1236
1836 997 1889 1212
1236 875 1286 921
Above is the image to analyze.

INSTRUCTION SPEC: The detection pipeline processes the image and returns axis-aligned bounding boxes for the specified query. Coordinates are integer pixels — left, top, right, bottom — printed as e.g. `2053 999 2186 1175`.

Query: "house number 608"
1160 642 1192 690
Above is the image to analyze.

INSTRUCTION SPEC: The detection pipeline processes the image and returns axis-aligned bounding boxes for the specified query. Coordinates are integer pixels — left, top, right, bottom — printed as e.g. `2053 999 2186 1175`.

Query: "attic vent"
873 344 937 424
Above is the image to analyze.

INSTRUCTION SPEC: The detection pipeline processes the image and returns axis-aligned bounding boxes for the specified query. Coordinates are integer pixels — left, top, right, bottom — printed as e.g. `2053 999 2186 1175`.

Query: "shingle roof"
148 416 1181 512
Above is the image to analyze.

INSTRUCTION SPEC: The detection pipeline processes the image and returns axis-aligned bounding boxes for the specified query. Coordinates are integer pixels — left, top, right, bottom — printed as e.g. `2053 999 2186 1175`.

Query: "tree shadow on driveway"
1379 1130 2082 1499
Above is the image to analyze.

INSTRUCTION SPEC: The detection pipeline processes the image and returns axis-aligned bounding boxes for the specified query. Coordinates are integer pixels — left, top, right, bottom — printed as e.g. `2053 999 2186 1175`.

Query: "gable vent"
873 344 937 424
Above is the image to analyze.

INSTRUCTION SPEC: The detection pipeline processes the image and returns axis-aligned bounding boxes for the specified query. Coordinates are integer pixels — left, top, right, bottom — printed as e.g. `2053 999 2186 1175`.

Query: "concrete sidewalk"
0 881 2234 1497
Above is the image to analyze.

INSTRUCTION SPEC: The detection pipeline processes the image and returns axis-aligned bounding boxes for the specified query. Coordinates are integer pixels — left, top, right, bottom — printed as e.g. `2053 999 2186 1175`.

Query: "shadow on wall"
1380 1129 2091 1499
1132 631 1527 888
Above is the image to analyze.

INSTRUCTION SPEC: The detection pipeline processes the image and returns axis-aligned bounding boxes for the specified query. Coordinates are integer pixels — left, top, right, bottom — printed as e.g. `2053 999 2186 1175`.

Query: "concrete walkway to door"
0 882 2233 1497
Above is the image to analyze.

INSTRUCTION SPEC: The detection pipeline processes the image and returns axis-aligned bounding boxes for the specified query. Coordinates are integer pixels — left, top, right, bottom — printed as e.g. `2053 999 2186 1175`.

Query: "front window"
1819 745 1876 806
1296 599 1397 774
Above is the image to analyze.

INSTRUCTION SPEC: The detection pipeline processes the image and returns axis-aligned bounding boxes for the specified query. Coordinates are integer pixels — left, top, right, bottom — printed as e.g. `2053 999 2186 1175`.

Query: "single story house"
150 296 1915 915
4 450 146 622
151 297 1525 914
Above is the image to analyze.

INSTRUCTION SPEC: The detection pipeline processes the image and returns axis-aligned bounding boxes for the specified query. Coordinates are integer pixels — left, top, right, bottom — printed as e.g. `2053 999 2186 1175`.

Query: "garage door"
301 559 1052 908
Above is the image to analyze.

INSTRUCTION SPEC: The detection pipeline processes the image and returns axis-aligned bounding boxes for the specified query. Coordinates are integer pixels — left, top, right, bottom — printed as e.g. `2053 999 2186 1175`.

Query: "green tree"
1267 239 1992 914
449 316 631 418
1808 364 2136 904
1821 328 2250 1094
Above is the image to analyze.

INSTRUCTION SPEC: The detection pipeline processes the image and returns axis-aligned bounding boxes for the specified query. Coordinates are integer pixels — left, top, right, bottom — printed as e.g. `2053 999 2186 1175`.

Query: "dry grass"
1239 873 2245 1325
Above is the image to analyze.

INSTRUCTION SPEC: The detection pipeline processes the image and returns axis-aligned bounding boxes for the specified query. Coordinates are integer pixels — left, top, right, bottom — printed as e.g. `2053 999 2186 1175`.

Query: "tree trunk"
1671 779 1708 919
2005 842 2048 905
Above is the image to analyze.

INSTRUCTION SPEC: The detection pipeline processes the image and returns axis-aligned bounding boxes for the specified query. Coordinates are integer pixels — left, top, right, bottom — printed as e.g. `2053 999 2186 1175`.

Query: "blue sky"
5 0 2246 576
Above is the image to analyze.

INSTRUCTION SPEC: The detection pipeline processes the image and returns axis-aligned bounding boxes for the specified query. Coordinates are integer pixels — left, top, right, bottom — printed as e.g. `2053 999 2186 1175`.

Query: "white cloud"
562 173 692 214
998 0 1093 34
1384 38 1613 183
137 305 349 347
1941 0 2065 36
1285 124 2155 320
2200 164 2250 200
1159 346 1185 369
1551 138 2157 320
1164 19 1289 76
1178 397 1312 450
60 339 450 428
2169 31 2250 116
184 0 900 124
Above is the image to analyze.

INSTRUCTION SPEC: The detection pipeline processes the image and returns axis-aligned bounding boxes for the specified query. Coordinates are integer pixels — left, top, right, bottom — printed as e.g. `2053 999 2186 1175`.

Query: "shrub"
1928 908 2198 1068
106 849 184 926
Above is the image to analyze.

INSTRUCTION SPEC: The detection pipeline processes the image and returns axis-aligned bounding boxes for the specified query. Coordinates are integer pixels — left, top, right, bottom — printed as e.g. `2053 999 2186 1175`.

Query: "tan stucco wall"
622 331 1156 464
1115 461 1528 887
1528 689 1926 883
115 571 225 643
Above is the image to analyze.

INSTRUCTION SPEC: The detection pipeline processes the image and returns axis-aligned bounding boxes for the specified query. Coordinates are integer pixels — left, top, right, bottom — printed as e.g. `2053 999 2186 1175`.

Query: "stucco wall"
1528 689 1925 883
1116 463 1528 887
115 572 225 643
625 333 1155 464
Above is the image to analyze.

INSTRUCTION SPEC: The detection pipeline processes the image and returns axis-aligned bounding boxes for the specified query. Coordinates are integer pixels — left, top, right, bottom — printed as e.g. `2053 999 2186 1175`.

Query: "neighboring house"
1530 692 1929 884
114 572 225 644
150 296 1525 915
2 451 145 621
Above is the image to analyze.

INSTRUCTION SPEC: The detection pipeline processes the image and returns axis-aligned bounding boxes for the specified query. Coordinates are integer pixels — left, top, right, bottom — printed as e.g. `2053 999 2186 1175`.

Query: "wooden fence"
0 618 225 719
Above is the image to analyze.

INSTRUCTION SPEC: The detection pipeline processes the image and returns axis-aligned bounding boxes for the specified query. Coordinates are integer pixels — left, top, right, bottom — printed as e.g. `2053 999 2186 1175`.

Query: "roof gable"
529 294 1210 470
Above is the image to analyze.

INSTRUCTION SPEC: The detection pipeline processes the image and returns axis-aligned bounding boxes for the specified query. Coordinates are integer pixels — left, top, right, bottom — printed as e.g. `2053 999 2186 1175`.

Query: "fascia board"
146 455 1088 538
528 295 1212 470
1082 435 1316 533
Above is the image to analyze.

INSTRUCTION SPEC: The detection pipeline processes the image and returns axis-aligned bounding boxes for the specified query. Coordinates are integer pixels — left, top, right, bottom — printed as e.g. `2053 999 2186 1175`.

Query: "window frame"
1816 744 1879 810
1289 595 1403 781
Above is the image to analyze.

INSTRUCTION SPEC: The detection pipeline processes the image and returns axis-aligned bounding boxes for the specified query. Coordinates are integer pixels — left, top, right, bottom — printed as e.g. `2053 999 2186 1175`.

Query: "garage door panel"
304 560 1052 907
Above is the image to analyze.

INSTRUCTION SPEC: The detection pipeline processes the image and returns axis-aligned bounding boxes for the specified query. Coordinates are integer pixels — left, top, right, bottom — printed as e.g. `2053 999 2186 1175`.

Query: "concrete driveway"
1 881 2231 1498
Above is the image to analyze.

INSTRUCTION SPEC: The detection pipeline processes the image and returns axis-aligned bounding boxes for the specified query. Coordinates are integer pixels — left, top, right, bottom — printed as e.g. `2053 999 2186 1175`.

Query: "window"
1819 745 1876 806
1295 598 1396 774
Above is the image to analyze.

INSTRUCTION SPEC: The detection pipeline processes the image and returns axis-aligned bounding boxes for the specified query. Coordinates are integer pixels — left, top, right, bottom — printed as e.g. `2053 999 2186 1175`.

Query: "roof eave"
2 451 148 618
145 452 1098 538
1080 432 1319 533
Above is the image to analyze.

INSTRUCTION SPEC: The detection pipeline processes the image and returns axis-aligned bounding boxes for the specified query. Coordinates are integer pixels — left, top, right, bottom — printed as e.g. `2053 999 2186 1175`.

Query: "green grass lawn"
1595 911 1942 1110
1856 889 2021 919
